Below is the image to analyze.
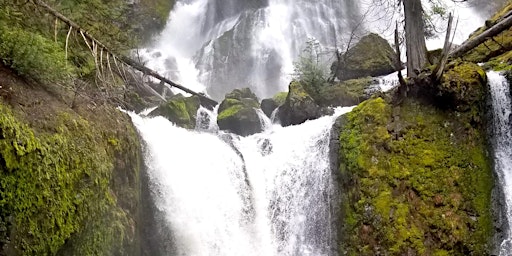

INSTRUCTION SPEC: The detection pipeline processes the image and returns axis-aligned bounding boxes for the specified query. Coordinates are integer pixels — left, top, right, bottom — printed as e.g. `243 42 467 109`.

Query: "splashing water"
128 106 354 255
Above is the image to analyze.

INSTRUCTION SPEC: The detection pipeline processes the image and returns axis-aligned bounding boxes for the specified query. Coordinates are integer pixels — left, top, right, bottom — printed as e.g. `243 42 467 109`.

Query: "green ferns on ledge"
338 98 493 255
0 104 139 255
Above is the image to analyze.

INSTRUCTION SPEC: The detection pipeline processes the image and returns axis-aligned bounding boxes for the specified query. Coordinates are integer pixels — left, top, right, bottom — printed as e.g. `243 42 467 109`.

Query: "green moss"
150 96 200 129
218 104 244 121
272 92 288 105
338 98 493 255
440 62 487 113
0 103 140 255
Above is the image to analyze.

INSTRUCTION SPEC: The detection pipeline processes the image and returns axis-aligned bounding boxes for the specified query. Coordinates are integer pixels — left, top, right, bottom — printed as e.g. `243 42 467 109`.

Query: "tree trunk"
403 0 428 78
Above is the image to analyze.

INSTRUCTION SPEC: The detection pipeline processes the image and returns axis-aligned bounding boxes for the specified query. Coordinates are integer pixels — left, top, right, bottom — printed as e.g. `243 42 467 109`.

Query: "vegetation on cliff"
337 96 493 255
0 72 142 255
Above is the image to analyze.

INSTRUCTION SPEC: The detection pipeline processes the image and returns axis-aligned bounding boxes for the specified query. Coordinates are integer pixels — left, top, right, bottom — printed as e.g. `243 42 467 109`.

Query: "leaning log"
450 13 512 58
32 0 218 107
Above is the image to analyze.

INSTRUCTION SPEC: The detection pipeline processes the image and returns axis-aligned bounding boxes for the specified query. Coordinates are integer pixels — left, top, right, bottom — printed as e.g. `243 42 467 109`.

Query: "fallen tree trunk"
32 0 218 107
450 12 512 58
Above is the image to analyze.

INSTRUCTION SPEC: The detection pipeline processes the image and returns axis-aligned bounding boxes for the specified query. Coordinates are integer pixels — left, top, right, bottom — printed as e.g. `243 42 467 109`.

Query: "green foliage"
272 92 288 105
0 24 74 83
338 98 493 255
292 39 329 98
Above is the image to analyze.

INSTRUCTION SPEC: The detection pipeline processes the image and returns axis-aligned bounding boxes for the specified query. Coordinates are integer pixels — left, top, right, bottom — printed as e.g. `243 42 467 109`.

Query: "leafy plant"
0 24 75 83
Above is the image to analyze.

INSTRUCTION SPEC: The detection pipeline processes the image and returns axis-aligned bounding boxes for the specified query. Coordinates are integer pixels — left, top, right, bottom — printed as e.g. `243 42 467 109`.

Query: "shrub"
292 39 329 99
0 23 74 83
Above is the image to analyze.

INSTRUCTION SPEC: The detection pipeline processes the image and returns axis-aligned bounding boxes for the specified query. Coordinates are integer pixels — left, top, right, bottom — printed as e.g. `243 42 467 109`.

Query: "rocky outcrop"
333 33 396 81
149 95 201 129
217 88 262 136
334 97 493 255
317 77 373 107
332 59 494 254
277 81 323 126
260 92 287 118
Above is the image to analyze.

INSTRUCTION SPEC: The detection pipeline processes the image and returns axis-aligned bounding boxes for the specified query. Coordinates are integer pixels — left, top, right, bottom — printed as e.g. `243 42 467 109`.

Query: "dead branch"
31 0 218 107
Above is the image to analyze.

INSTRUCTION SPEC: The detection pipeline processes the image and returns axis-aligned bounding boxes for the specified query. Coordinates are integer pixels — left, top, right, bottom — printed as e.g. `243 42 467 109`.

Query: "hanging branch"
31 0 218 107
54 17 58 42
106 53 116 82
65 26 72 60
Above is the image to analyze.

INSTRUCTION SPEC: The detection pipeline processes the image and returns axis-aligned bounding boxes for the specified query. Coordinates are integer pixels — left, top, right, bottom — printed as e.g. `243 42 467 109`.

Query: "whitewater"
129 107 354 255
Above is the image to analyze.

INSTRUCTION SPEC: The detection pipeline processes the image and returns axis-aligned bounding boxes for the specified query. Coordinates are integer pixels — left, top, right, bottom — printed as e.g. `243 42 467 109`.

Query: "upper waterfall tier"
140 0 485 100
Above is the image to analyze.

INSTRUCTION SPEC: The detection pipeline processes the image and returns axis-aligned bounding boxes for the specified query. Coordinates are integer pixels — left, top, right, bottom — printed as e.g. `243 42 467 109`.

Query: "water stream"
488 71 512 255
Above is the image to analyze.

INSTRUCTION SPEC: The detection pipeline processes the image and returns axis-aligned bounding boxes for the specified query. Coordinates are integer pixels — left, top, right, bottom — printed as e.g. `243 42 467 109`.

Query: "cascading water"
128 106 354 255
488 71 512 255
140 0 487 101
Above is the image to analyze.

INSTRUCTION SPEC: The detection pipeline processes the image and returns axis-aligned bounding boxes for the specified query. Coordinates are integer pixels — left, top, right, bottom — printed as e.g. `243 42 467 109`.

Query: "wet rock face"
333 33 396 81
277 81 322 126
217 88 262 136
260 98 279 118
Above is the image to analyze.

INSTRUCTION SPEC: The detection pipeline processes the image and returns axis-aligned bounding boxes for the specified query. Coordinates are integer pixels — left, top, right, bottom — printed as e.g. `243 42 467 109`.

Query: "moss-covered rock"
277 81 322 126
317 77 373 107
217 88 262 136
336 97 493 255
333 33 396 81
439 62 487 113
149 95 201 129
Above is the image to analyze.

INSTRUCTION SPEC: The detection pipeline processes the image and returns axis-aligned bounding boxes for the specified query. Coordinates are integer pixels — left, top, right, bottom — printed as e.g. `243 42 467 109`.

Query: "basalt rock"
217 88 262 136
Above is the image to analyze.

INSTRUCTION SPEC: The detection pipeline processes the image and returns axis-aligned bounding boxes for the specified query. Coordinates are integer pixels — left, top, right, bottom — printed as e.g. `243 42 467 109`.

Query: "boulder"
333 33 396 81
260 92 287 117
277 81 322 126
217 88 262 136
149 95 200 129
317 77 373 107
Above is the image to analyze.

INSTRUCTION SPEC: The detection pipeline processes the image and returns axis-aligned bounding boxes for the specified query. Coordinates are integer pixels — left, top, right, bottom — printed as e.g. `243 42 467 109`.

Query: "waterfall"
128 106 354 255
488 71 512 255
139 0 487 101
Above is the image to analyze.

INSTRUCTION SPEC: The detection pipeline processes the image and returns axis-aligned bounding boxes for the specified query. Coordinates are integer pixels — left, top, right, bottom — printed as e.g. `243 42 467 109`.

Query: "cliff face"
0 64 143 255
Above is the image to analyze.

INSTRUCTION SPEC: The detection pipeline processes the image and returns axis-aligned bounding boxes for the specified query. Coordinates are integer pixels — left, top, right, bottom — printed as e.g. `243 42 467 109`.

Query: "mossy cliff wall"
334 59 496 255
335 97 493 255
0 68 144 255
